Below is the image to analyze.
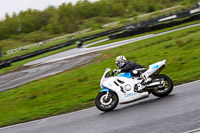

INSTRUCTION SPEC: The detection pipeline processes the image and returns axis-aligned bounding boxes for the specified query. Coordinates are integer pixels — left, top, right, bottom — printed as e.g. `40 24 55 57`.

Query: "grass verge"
0 22 200 127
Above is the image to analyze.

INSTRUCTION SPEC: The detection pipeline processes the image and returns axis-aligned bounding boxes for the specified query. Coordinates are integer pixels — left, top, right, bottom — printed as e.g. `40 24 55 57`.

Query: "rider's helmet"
115 56 127 69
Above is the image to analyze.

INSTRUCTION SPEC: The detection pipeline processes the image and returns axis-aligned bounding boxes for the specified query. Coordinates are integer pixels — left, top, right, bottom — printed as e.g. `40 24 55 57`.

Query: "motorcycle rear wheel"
95 91 118 112
150 74 173 97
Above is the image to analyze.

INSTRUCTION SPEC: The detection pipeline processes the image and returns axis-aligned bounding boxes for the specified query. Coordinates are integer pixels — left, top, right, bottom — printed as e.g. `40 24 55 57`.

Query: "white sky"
0 0 98 20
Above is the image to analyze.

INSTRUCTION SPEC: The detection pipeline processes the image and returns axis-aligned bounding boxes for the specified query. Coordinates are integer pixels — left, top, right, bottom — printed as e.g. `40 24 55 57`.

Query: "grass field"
0 23 199 127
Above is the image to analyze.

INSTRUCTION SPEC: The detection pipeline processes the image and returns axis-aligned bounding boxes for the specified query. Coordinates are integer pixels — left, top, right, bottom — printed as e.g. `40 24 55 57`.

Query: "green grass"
0 23 200 127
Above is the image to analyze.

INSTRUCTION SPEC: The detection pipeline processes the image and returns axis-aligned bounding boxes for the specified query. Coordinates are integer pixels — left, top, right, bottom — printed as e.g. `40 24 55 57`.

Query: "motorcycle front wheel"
150 74 173 97
95 91 118 112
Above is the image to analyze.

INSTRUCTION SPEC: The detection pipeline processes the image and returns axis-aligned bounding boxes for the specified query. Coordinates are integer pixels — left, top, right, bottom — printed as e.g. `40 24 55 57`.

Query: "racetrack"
0 23 199 92
0 80 200 133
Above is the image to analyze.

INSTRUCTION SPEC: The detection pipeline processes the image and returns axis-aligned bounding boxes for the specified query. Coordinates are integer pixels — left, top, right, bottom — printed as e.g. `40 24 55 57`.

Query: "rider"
113 55 148 91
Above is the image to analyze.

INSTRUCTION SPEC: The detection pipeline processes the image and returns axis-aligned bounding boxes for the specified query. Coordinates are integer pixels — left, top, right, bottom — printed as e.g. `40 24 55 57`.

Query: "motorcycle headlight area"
125 84 131 91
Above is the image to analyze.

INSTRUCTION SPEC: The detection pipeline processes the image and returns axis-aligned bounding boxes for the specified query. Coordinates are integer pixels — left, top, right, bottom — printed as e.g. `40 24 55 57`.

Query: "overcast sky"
0 0 98 20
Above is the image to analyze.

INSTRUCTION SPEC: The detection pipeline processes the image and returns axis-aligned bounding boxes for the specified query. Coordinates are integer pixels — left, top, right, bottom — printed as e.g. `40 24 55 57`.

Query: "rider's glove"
113 69 121 74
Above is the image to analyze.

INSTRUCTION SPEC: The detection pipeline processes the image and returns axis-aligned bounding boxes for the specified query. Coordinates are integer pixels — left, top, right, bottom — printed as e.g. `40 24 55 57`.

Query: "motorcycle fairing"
117 72 132 78
101 75 149 104
100 86 114 92
143 60 166 78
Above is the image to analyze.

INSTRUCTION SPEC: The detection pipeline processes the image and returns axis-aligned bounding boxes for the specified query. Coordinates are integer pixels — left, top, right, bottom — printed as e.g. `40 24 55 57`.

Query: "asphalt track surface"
0 80 200 133
0 54 99 92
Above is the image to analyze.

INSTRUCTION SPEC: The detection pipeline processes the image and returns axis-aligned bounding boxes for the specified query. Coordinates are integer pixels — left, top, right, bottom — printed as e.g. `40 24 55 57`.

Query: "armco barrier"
0 61 11 69
109 13 200 39
10 40 75 63
0 40 76 69
142 5 199 26
81 27 125 42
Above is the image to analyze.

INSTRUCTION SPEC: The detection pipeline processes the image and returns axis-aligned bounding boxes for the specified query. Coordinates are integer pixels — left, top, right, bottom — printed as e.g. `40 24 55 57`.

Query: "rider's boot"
134 72 152 92
135 77 151 92
140 73 152 85
141 77 152 85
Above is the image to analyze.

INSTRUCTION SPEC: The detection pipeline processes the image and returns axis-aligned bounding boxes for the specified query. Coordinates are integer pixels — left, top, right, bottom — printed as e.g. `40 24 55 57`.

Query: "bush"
148 5 156 13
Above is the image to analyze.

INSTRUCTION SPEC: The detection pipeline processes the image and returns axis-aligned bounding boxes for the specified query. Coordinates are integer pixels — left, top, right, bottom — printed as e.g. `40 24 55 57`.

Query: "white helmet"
115 56 127 69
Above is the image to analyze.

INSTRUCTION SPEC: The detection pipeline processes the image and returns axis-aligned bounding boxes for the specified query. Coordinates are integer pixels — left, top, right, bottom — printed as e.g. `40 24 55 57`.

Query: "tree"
46 14 62 34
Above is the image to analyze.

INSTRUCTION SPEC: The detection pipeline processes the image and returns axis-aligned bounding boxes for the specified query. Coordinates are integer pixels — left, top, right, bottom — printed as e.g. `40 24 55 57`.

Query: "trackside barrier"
0 61 11 69
81 27 125 42
0 40 76 69
9 40 76 63
138 5 199 27
109 13 200 39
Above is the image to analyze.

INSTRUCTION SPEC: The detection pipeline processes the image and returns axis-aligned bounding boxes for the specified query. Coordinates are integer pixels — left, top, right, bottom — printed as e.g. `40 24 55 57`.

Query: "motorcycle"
95 59 173 112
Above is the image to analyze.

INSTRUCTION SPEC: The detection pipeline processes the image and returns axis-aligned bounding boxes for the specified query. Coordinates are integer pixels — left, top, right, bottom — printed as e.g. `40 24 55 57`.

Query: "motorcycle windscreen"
117 72 132 78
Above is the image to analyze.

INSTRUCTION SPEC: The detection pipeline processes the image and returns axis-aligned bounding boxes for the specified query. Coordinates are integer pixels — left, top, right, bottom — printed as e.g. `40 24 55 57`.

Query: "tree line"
0 0 197 40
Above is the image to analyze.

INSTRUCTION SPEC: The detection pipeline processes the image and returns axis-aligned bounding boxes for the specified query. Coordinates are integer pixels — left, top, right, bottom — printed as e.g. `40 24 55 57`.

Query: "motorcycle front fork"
105 91 109 100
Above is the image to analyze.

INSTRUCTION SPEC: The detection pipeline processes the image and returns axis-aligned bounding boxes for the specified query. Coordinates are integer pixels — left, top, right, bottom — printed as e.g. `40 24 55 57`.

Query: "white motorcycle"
95 59 173 112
